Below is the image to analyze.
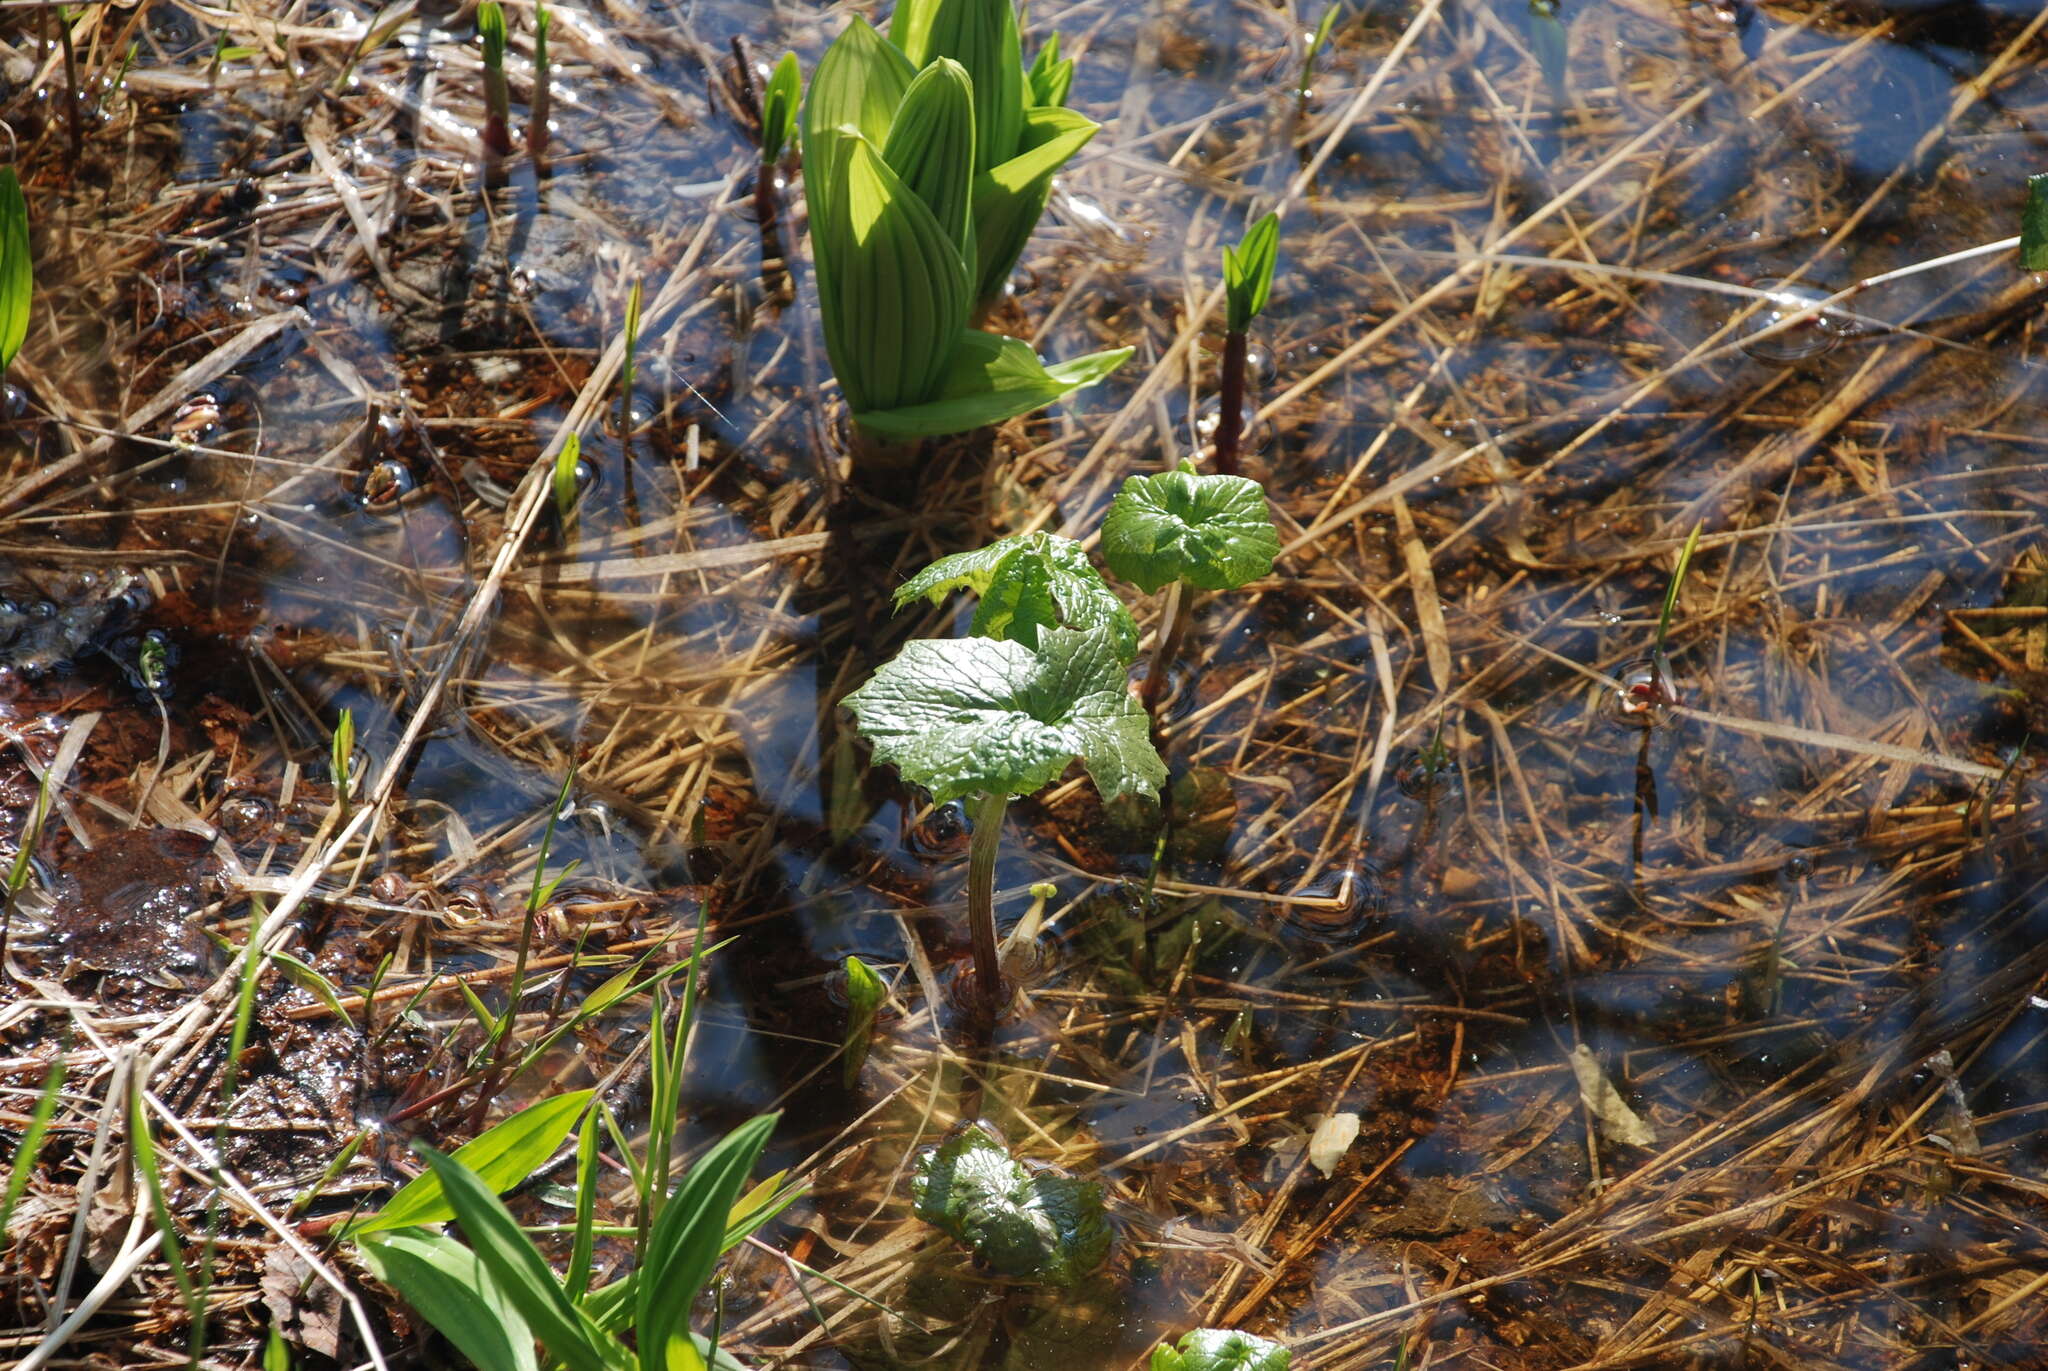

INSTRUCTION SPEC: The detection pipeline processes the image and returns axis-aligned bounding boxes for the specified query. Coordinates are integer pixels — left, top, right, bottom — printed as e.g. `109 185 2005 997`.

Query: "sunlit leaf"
415 1144 630 1371
1027 34 1073 108
0 168 29 373
842 627 1165 806
267 947 353 1024
358 1229 541 1371
759 52 801 165
895 531 1137 660
900 0 1022 172
853 331 1128 438
839 955 884 1087
880 58 977 260
635 1114 779 1369
1222 213 1280 334
910 1123 1112 1285
801 18 916 225
1149 1327 1292 1371
1100 461 1280 594
351 1090 595 1235
970 106 1098 305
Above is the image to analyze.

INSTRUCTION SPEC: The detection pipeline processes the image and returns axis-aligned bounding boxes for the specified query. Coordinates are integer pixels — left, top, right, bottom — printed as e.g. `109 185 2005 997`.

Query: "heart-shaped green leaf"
1149 1328 1292 1371
1101 461 1281 594
854 331 1129 438
910 1123 1112 1286
895 531 1136 660
842 627 1164 806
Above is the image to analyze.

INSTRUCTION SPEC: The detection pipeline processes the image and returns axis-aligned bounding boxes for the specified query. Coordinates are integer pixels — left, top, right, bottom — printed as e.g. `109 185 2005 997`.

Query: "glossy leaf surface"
910 1123 1112 1286
1101 461 1280 594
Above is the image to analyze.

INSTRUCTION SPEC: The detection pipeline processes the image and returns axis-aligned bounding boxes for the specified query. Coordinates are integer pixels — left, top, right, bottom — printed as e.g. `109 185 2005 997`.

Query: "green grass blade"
0 1046 65 1241
567 1107 599 1301
1655 521 1704 652
553 432 582 527
0 167 29 373
129 1089 199 1311
349 1089 595 1236
357 1229 541 1371
633 1114 779 1371
840 955 884 1087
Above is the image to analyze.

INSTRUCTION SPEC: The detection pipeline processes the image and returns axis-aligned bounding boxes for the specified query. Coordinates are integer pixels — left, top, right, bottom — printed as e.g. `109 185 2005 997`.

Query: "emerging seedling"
618 278 643 435
476 3 513 163
911 1122 1111 1284
839 954 884 1087
1151 1328 1293 1371
551 431 583 529
0 168 31 377
1101 461 1281 710
330 707 356 824
895 531 1137 660
529 4 552 165
1527 0 1568 106
2022 173 2048 271
1214 212 1280 475
842 626 1165 1004
802 15 1129 439
1615 520 1702 726
757 51 800 221
1298 5 1341 104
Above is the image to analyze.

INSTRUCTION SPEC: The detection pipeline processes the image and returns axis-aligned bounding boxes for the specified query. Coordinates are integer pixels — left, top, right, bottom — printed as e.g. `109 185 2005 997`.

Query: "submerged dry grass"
0 1 2043 1368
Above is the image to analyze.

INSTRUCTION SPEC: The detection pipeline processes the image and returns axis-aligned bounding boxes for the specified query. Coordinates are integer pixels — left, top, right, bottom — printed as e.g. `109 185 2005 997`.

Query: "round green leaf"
910 1123 1112 1286
1101 462 1281 594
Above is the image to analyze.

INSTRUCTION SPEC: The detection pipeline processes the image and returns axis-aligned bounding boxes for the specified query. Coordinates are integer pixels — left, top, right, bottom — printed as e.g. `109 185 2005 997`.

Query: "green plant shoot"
1299 6 1341 102
552 432 582 527
1655 521 1703 654
477 2 513 159
843 626 1163 1003
1214 211 1281 475
801 14 1129 438
619 279 643 434
530 5 552 161
840 955 884 1087
2023 173 2048 272
895 532 1137 659
0 168 31 375
760 52 800 165
331 707 355 820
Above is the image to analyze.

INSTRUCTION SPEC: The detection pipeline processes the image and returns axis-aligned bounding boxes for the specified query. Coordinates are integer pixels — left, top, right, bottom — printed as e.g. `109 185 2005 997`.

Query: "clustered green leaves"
1222 212 1281 335
910 1123 1112 1285
802 2 1130 437
1151 1327 1293 1371
1102 461 1283 594
895 531 1137 658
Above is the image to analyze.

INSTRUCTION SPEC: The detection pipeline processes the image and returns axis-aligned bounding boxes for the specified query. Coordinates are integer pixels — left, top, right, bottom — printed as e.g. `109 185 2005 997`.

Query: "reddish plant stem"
966 792 1008 1005
1213 328 1249 475
1140 581 1188 714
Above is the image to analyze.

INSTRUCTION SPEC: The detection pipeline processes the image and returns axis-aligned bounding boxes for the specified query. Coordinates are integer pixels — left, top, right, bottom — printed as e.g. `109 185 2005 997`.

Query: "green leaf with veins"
1149 1327 1292 1371
841 628 1163 806
910 1124 1112 1285
895 532 1137 660
1101 461 1281 594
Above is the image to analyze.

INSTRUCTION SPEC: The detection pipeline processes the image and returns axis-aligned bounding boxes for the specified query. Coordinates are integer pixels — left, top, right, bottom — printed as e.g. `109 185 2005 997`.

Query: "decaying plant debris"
0 1 2045 1368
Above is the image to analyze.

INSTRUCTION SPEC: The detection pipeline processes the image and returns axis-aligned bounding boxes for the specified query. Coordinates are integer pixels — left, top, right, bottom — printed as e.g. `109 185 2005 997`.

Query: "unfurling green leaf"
1101 462 1281 594
0 168 30 374
880 58 977 260
890 0 1024 173
853 331 1129 438
349 1090 595 1236
895 531 1137 660
1150 1327 1293 1371
971 106 1099 307
357 1230 541 1371
552 432 582 526
842 627 1165 806
840 955 884 1087
1028 34 1073 108
760 52 801 165
802 18 918 224
910 1123 1112 1286
1222 213 1281 334
815 133 969 415
2024 174 2048 272
477 2 506 67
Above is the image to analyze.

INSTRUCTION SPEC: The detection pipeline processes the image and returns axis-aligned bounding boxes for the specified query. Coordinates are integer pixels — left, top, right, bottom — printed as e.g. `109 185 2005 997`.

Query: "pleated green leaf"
0 168 30 374
970 106 1098 307
759 52 801 165
816 132 970 414
853 331 1129 438
1027 35 1073 108
880 58 977 261
802 18 917 227
912 0 1024 172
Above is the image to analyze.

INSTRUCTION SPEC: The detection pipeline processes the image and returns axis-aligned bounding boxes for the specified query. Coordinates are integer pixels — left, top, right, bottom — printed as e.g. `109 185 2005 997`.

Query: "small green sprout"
1528 0 1569 105
801 13 1129 439
1214 211 1280 475
2022 173 2048 271
1102 461 1282 709
330 707 356 822
910 1122 1111 1284
618 279 643 434
529 5 553 162
895 532 1137 659
839 954 885 1087
552 432 582 528
477 2 513 160
1151 1327 1292 1371
1299 6 1342 103
843 627 1164 1003
760 52 800 166
1027 32 1074 108
0 1046 64 1246
0 167 31 376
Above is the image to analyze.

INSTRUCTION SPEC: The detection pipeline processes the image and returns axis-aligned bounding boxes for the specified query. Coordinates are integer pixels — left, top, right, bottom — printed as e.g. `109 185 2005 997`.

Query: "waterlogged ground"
0 1 2046 1368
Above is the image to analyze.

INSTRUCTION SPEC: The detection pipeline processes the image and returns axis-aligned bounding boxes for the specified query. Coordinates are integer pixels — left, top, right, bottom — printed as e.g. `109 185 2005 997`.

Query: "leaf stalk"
966 791 1007 1003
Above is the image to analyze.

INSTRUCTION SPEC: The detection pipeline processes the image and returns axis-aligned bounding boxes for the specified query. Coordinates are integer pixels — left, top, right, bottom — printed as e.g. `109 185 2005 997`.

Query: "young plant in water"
800 11 1130 440
476 2 514 163
841 625 1165 1004
1614 521 1702 727
1213 212 1280 476
910 1121 1111 1285
755 51 800 232
1101 461 1282 711
894 531 1137 660
0 168 28 381
1151 1328 1292 1371
528 4 553 165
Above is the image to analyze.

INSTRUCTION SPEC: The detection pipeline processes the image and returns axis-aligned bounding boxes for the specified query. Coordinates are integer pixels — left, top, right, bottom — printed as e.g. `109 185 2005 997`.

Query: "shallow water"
1 1 2045 1367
